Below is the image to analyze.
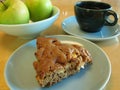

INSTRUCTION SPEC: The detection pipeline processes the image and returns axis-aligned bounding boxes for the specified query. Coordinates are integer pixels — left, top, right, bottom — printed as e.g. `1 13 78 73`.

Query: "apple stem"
0 0 7 8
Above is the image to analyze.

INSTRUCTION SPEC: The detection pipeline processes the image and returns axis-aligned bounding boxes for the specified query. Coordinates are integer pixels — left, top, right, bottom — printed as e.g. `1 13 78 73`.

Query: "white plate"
4 35 111 90
62 16 120 41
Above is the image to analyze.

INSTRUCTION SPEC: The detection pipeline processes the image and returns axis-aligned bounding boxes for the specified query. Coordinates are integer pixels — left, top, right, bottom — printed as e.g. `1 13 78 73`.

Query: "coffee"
74 1 118 32
77 2 110 10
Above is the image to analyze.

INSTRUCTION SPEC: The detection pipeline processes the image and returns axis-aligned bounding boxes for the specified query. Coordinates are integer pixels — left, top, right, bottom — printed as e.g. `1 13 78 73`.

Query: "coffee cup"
74 1 118 32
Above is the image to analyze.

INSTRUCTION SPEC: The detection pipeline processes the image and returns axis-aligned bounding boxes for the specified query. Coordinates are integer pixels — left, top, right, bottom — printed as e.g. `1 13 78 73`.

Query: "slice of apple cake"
33 37 92 87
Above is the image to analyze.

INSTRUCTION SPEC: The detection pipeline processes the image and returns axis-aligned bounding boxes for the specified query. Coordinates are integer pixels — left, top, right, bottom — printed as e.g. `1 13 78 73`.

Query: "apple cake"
33 37 92 87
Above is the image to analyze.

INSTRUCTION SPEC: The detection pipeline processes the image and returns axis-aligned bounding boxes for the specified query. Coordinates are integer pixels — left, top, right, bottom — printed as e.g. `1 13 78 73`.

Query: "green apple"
24 0 53 22
0 0 30 24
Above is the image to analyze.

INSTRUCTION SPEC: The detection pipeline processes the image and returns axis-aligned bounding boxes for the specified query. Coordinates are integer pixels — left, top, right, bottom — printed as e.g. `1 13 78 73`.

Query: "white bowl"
0 6 60 39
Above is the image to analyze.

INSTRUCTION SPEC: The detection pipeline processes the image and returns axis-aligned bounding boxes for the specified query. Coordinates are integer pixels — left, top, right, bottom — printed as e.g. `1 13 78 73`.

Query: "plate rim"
4 39 36 90
4 35 111 90
62 16 120 41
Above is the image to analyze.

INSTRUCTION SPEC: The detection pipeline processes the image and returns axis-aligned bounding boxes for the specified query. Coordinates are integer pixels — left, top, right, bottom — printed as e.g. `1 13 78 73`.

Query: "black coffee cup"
74 1 118 32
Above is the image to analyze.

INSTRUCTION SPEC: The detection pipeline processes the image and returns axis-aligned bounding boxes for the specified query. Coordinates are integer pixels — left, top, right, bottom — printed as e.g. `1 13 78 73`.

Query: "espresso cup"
74 1 118 32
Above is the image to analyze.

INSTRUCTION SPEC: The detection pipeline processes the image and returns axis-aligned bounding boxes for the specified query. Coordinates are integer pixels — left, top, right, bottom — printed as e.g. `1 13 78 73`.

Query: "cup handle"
104 10 118 26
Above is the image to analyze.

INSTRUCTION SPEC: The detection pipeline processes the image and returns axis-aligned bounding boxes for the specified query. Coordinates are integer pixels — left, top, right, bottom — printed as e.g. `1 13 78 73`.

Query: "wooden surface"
0 0 120 90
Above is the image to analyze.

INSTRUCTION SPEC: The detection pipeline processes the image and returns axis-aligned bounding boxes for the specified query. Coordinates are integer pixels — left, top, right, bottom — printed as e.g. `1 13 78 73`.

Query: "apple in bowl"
0 0 60 39
0 0 30 24
25 0 53 22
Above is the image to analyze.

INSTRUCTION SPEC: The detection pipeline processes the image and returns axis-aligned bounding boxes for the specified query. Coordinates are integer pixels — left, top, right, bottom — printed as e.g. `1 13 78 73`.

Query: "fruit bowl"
0 6 60 39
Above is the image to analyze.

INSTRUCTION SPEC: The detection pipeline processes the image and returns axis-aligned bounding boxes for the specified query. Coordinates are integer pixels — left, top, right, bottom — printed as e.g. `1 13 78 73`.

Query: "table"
0 0 120 90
